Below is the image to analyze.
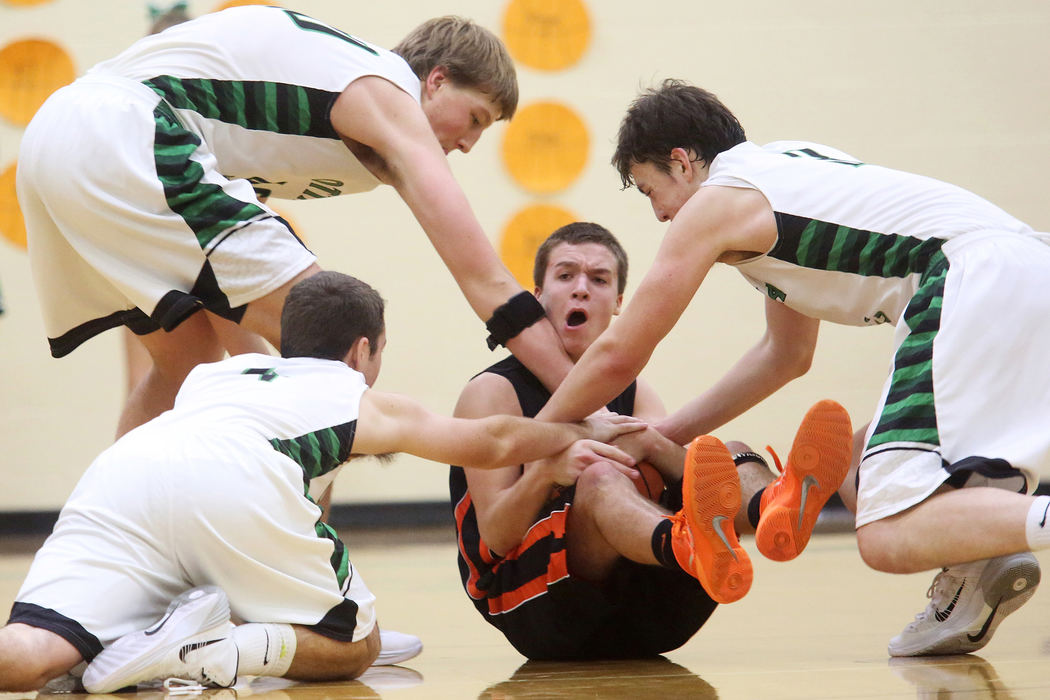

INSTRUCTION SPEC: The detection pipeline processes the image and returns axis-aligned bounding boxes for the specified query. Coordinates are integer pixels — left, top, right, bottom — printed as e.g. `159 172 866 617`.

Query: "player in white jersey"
17 6 575 438
537 79 1050 656
0 271 644 693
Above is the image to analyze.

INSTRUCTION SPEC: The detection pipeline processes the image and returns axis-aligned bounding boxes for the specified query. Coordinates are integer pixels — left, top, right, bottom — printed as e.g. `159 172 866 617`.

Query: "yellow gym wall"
1 0 1048 512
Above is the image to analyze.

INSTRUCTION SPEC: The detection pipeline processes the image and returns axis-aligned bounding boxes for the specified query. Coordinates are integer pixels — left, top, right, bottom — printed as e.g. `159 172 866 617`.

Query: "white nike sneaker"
83 586 239 693
374 629 423 666
888 552 1040 657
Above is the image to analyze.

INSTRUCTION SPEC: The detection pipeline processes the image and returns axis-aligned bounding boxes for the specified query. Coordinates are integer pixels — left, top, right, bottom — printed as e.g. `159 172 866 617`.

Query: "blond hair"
393 16 518 120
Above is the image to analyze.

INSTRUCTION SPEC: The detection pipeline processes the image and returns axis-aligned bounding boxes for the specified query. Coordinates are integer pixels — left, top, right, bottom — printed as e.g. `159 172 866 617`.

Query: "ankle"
233 623 297 677
1024 495 1050 551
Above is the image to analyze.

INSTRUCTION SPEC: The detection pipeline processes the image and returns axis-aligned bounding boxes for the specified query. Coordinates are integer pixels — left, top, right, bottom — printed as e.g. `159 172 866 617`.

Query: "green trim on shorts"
269 420 358 586
868 251 949 448
315 520 351 588
151 100 267 250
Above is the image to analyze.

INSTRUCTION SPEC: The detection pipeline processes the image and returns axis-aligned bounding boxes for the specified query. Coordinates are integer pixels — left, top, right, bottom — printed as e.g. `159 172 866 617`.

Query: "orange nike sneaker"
669 435 753 604
755 399 853 562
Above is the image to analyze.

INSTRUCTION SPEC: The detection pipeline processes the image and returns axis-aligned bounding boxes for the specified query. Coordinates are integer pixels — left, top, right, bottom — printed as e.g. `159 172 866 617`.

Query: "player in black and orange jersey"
450 222 851 659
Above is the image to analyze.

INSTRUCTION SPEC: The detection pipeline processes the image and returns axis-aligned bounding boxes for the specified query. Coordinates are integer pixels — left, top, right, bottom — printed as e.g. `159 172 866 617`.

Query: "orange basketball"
633 461 665 502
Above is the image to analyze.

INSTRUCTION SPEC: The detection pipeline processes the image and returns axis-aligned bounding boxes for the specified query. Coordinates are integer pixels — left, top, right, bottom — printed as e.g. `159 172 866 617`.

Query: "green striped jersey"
87 6 420 200
709 141 1036 326
157 353 367 498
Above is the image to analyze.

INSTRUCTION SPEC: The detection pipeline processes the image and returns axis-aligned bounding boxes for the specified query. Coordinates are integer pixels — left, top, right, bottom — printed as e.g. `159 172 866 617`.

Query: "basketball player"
17 5 574 439
537 80 1050 656
451 223 853 659
0 271 645 693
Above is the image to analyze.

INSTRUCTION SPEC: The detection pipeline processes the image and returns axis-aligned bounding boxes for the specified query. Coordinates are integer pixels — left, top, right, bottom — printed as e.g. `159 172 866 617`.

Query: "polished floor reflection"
2 532 1048 699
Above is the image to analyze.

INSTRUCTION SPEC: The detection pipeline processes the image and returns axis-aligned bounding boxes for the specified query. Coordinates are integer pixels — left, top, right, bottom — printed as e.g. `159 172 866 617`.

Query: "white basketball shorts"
856 232 1050 526
17 74 316 357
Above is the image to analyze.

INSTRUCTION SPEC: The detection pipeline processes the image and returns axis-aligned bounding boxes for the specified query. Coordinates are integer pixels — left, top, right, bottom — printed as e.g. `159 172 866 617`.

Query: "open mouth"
566 310 587 327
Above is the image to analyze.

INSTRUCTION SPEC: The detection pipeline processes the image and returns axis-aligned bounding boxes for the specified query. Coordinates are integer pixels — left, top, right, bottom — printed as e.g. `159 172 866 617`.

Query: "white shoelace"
163 678 206 695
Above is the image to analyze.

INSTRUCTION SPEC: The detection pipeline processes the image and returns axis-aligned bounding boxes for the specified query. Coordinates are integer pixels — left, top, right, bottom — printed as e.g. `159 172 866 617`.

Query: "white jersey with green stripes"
711 141 1038 326
88 5 421 200
167 352 366 498
14 353 380 648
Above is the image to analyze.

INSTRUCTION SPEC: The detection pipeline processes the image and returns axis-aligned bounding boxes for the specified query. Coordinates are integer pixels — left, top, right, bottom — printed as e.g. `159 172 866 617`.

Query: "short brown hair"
280 272 385 360
612 79 746 189
533 222 629 295
393 16 518 120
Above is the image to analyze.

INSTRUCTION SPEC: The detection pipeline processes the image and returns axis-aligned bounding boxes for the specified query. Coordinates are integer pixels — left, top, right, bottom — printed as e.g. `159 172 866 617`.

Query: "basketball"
633 461 664 501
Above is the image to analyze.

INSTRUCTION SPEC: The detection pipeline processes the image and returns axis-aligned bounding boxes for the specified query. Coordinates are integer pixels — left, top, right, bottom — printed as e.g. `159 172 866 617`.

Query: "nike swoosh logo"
178 638 224 663
1040 501 1050 528
712 515 738 561
934 583 964 622
967 598 1002 643
797 475 819 529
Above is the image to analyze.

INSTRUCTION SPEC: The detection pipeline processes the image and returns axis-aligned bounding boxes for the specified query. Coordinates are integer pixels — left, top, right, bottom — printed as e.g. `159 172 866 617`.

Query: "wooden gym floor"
2 527 1048 699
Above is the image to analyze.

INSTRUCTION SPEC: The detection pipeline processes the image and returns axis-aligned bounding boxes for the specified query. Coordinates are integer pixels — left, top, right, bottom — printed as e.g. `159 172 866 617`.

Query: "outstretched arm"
655 297 820 444
330 77 573 390
352 387 643 470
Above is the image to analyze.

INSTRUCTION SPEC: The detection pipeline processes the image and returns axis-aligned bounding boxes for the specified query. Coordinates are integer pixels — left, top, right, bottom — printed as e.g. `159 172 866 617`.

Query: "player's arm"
654 296 819 445
453 374 641 555
351 386 643 470
329 77 574 389
537 186 772 423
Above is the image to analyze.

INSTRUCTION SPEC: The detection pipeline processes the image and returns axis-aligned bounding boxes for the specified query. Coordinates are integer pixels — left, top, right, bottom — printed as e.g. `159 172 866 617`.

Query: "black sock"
747 488 765 530
651 518 681 571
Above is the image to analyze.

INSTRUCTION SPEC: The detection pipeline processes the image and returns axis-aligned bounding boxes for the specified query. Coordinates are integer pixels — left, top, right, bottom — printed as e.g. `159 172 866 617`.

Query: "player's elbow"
591 337 647 388
785 348 813 380
767 337 814 382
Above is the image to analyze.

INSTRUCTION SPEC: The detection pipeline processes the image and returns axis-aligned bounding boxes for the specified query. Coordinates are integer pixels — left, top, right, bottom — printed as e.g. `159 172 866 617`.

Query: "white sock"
1024 495 1050 551
232 623 297 677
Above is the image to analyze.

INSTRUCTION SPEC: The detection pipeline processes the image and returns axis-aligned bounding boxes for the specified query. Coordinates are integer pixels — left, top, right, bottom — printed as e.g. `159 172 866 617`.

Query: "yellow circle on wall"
2 0 55 6
502 101 589 194
0 38 75 127
500 204 577 288
502 0 590 71
0 161 27 250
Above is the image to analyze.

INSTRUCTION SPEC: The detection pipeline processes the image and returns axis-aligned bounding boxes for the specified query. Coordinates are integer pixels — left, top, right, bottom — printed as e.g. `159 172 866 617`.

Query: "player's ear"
669 147 693 177
343 337 370 370
424 65 448 95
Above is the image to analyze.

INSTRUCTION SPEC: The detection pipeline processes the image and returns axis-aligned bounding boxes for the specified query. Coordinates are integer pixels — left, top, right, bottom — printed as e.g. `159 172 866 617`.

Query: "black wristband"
732 451 768 468
485 291 546 350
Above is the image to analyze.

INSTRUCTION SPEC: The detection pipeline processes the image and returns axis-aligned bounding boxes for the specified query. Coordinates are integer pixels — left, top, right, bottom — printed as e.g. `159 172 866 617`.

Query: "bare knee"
575 461 633 498
287 623 379 682
0 624 82 692
723 440 751 456
856 520 924 574
334 627 379 681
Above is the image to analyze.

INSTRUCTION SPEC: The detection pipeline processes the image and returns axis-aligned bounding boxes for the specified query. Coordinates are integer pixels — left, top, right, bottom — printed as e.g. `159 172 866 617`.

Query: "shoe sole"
683 436 753 604
756 400 852 561
83 586 232 693
892 554 1041 656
